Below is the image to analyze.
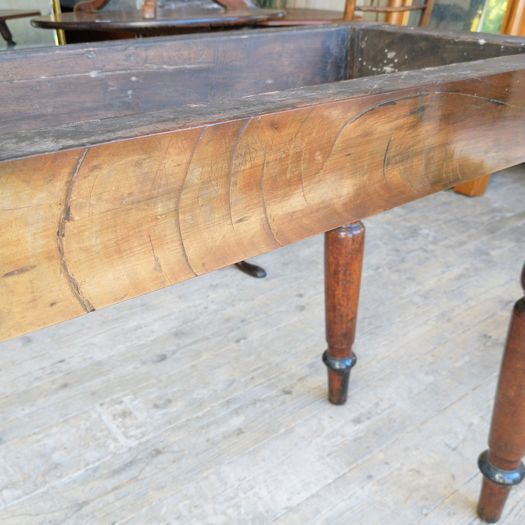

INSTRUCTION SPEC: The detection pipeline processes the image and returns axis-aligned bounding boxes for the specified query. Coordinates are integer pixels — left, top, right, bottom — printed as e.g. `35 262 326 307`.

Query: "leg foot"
235 260 267 279
478 263 525 522
0 21 15 47
323 222 365 405
454 175 490 197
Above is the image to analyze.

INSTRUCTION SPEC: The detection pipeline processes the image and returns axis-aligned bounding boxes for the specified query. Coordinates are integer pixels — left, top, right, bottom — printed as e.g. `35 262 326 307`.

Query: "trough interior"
1 23 525 161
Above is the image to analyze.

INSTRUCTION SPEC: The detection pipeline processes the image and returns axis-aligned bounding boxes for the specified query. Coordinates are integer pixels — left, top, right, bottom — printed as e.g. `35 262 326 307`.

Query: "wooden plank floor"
0 167 524 525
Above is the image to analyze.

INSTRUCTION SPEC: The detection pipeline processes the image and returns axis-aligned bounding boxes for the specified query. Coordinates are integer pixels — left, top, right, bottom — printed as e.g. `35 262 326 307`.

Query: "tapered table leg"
478 263 525 523
323 222 365 405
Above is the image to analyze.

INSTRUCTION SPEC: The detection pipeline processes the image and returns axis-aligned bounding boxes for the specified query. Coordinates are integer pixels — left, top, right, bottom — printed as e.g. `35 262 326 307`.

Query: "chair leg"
323 222 365 405
478 263 525 523
234 260 267 279
0 21 16 47
454 175 490 197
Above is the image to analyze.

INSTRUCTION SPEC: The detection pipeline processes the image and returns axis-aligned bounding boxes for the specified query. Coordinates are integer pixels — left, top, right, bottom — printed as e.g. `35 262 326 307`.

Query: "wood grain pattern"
1 24 525 342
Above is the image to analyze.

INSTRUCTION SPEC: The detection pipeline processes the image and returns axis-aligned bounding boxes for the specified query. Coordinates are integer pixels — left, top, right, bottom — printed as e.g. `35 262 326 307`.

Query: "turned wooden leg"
323 222 365 405
478 263 525 523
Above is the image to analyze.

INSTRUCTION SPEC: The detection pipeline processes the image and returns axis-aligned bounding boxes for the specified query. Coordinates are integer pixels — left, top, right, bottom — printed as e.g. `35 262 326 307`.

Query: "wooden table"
31 6 284 35
1 23 525 522
0 9 40 47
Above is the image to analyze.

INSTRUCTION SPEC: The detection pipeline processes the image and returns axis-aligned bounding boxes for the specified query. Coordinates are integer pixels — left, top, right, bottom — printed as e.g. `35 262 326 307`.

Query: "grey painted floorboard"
0 167 524 524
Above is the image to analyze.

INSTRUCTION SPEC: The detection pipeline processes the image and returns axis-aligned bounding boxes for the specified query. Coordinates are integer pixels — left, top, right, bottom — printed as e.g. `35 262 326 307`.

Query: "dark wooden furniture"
0 9 40 47
32 0 284 36
1 23 525 522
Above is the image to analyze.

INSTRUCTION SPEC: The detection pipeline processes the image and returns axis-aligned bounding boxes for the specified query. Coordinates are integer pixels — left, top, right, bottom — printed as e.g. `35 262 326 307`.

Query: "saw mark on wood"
177 129 205 277
2 265 36 278
228 118 251 232
147 233 169 285
260 151 284 248
382 136 392 183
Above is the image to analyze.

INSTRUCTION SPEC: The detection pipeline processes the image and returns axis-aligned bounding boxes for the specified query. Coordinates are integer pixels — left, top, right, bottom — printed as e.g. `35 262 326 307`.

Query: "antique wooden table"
31 3 284 35
31 8 284 33
1 23 525 522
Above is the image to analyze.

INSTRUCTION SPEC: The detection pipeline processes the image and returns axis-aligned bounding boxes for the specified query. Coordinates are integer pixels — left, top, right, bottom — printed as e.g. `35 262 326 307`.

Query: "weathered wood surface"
355 24 525 76
0 169 523 523
1 24 525 342
0 25 351 133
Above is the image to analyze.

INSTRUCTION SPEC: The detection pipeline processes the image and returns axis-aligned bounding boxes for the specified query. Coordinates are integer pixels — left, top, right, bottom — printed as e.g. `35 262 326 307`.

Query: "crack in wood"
3 64 210 84
56 148 95 313
177 129 205 277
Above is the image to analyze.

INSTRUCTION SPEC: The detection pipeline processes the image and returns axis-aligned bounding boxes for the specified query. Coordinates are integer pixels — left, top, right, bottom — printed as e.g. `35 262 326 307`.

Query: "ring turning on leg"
478 263 525 523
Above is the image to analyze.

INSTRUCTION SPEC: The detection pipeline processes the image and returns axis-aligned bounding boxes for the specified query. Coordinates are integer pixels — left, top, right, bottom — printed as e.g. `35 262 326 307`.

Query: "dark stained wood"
216 0 257 8
31 8 284 34
235 261 267 279
324 223 365 405
3 50 525 163
72 0 256 12
478 264 525 523
355 24 525 77
2 45 525 334
0 25 350 137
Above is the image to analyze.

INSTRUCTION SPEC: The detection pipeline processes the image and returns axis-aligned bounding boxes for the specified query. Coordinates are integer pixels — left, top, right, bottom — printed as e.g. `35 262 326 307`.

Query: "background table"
31 6 285 36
